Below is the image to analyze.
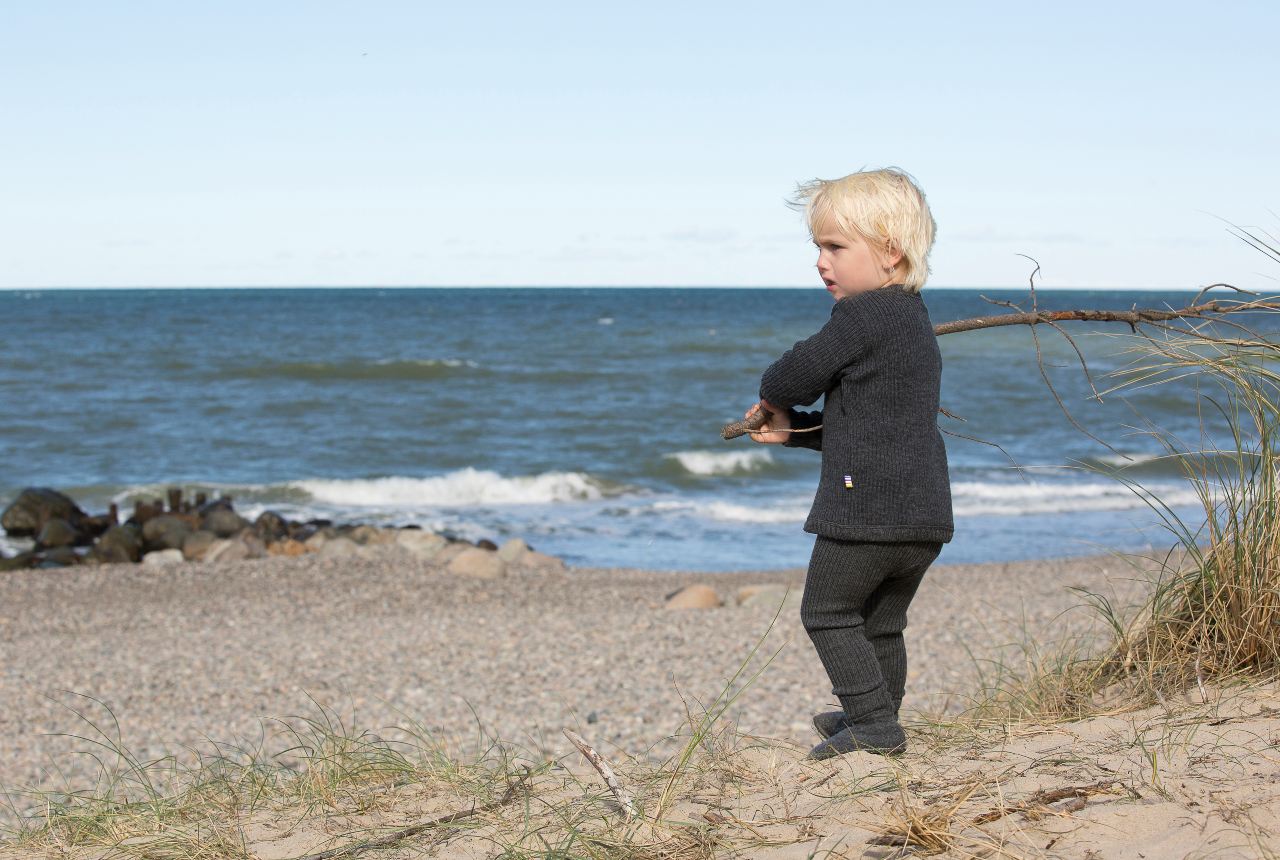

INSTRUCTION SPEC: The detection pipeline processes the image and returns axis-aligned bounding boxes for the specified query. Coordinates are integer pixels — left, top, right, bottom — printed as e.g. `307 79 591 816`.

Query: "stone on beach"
142 515 194 551
91 525 141 564
497 537 529 562
736 584 801 609
142 549 185 568
318 537 360 559
1 487 88 538
182 530 219 561
267 538 307 557
201 506 248 538
664 583 723 609
35 518 80 549
447 546 507 579
253 511 289 543
396 529 447 559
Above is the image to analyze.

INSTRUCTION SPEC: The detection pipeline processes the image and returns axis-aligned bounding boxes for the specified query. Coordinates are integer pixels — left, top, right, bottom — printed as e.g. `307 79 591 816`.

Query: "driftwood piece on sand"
563 728 637 820
721 282 1280 441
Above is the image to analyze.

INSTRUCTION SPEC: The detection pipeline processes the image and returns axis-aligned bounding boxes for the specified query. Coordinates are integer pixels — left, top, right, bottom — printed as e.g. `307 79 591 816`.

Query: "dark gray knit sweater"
758 283 954 543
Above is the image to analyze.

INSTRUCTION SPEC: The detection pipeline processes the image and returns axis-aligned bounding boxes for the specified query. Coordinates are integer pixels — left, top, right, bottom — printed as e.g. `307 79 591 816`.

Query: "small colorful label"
843 474 853 489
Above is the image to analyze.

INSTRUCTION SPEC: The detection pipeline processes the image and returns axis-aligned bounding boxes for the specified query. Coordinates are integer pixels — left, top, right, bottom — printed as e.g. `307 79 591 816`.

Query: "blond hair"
790 167 937 292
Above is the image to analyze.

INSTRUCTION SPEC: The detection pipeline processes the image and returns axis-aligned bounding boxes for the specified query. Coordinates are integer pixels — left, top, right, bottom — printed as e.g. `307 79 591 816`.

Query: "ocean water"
0 287 1260 570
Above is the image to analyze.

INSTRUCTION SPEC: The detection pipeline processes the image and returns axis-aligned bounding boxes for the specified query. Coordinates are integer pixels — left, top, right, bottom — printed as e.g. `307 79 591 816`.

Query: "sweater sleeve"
782 407 822 451
758 299 867 409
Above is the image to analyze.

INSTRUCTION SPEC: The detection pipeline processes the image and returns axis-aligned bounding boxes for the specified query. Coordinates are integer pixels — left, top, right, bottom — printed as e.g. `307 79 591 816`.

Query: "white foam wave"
293 469 610 507
648 498 809 524
665 449 774 476
953 480 1203 517
374 358 479 368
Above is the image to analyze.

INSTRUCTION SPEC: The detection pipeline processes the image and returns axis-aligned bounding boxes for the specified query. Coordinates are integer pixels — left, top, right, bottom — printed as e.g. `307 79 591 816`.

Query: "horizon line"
0 283 1219 292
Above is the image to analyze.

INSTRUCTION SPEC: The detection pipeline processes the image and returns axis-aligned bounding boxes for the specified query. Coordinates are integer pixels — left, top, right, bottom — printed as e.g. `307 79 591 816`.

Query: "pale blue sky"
2 2 1277 289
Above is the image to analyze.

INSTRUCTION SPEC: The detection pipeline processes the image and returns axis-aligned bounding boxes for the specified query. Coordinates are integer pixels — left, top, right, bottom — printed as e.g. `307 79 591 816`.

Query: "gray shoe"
807 723 907 760
813 701 902 740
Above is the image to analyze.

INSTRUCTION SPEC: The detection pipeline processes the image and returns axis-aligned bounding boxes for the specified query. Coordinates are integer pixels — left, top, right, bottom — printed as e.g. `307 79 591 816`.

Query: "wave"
293 470 617 507
647 498 809 524
211 358 482 382
952 479 1203 517
663 449 775 477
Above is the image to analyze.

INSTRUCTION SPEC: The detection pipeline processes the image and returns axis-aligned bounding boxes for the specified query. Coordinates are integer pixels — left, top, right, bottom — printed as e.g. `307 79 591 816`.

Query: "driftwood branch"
295 767 532 860
563 728 637 820
720 283 1280 441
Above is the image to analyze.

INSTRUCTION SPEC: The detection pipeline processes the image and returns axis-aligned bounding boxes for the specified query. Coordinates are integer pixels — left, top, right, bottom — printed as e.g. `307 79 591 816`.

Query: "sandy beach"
0 548 1159 795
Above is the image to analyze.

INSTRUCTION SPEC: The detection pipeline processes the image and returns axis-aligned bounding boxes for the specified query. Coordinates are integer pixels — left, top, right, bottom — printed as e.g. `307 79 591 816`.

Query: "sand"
5 547 1275 857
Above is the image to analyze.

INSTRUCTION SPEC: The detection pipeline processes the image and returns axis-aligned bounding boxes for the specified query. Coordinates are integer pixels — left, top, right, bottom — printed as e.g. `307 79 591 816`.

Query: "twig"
293 767 532 860
721 293 1280 440
563 728 637 821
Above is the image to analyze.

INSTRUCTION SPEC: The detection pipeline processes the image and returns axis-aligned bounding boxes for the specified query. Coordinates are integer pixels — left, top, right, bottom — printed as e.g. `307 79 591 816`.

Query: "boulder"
664 584 722 610
253 511 289 543
0 551 38 571
347 524 394 545
203 539 249 563
303 532 329 552
2 488 88 537
236 530 267 559
476 538 498 551
434 542 470 566
737 584 801 610
396 529 446 559
41 547 82 566
142 515 194 552
142 549 185 568
92 525 142 564
446 547 506 580
520 550 566 572
35 518 81 549
318 537 359 559
267 538 307 557
497 538 530 563
182 530 219 561
201 507 248 538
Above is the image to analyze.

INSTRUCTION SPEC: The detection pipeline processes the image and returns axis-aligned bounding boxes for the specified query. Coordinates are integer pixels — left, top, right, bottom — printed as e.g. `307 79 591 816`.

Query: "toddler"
747 167 953 759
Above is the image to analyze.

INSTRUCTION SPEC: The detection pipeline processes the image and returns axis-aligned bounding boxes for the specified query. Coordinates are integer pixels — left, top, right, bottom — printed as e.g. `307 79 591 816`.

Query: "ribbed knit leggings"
800 537 942 724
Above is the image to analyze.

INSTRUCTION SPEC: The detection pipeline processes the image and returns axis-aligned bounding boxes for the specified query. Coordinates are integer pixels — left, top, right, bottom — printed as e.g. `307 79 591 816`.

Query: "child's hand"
746 401 791 444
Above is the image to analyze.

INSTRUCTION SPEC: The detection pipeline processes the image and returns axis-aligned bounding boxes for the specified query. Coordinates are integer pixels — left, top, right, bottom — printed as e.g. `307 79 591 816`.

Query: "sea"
0 287 1258 571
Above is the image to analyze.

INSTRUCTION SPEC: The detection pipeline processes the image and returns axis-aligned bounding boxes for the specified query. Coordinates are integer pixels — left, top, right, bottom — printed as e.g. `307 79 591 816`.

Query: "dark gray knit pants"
800 537 942 725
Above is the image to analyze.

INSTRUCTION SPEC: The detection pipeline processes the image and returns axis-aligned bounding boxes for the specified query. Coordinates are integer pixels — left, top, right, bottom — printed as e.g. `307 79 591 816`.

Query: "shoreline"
0 549 1165 803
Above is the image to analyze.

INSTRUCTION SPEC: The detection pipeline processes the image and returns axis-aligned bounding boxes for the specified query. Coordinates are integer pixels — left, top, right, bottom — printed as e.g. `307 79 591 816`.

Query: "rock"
41 547 81 566
318 537 359 559
497 538 530 563
35 518 80 549
201 507 248 538
142 549 185 568
446 547 506 579
236 531 267 559
142 515 194 552
0 552 37 571
434 542 470 565
182 530 219 561
519 550 566 572
203 539 249 563
267 538 307 557
2 487 88 537
476 538 498 551
665 584 723 610
347 524 394 545
92 525 142 564
303 532 328 552
254 511 289 543
737 584 801 609
396 530 446 559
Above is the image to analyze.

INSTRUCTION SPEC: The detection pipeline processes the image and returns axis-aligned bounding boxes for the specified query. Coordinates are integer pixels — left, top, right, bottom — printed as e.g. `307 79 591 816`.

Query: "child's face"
811 219 898 301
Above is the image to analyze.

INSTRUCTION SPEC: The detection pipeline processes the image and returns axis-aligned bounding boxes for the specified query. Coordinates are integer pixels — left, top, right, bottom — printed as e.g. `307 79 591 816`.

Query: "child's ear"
883 239 905 269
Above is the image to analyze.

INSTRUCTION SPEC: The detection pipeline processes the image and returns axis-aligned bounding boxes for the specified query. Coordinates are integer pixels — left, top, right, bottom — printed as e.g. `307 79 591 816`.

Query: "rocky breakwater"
0 486 565 577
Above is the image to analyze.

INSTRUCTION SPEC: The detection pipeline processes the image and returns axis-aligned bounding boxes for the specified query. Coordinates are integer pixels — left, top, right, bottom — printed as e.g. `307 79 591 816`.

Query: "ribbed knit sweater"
758 283 954 543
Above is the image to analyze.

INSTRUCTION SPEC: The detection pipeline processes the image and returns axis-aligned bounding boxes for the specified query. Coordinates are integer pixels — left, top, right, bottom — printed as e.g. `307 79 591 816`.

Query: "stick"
563 728 637 821
720 294 1280 440
294 767 532 860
